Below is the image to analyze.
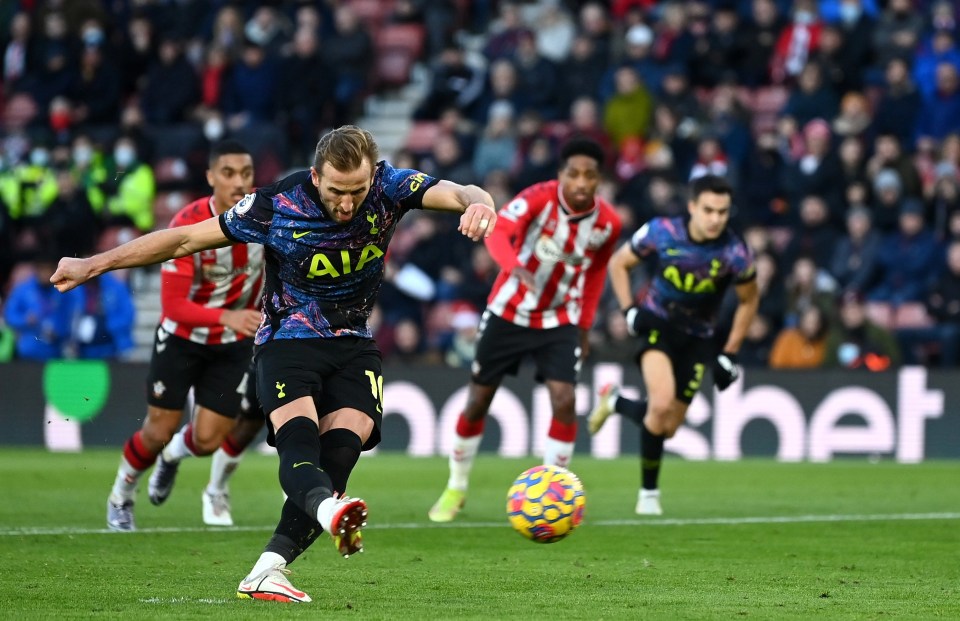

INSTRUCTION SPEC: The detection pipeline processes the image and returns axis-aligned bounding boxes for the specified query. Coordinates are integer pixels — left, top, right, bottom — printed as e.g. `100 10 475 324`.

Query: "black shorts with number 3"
254 336 384 450
146 327 253 417
633 310 714 404
471 310 581 386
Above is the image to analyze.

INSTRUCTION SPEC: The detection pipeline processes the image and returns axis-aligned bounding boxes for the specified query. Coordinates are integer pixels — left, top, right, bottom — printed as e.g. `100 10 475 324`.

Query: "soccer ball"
506 465 585 543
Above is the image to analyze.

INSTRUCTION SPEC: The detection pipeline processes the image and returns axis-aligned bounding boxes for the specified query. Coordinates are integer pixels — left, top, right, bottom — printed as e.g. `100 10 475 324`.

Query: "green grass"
1 449 958 620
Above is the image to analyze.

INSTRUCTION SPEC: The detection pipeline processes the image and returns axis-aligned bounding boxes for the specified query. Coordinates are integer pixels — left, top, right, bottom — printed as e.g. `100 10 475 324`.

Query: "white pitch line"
1 512 958 537
139 597 230 605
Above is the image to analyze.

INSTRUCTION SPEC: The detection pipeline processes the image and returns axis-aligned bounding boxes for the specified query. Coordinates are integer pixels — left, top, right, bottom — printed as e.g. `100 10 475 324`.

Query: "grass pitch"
1 449 957 620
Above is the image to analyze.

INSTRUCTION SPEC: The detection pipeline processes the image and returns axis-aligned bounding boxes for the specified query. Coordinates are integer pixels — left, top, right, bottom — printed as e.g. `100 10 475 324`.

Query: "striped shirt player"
100 141 267 533
160 197 264 344
430 138 621 525
484 179 621 331
588 174 760 517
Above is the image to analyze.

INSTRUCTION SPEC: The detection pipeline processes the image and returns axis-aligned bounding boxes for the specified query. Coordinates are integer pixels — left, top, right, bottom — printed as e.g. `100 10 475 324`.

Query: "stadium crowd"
0 0 959 369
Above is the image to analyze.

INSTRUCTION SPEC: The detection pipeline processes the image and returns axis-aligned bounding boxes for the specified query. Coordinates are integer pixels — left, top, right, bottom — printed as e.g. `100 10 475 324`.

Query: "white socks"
161 425 195 463
543 438 575 469
207 447 243 495
110 457 141 502
446 434 482 491
248 551 286 579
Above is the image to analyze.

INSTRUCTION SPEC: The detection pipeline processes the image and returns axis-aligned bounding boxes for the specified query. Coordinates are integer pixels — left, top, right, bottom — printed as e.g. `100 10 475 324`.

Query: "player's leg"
151 341 250 507
430 311 517 522
239 339 371 602
107 405 183 530
633 350 681 515
535 323 582 468
107 329 196 530
205 416 264 526
206 359 264 525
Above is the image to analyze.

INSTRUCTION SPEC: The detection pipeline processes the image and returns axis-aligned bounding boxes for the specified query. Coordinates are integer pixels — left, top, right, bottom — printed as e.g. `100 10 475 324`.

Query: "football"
506 465 586 543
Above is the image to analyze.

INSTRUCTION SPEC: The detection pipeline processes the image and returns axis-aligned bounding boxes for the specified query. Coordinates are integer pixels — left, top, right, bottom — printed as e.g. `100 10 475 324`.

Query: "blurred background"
0 0 959 375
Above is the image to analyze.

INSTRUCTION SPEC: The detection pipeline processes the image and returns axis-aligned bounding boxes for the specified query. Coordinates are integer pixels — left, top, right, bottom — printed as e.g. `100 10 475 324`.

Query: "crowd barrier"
0 361 956 461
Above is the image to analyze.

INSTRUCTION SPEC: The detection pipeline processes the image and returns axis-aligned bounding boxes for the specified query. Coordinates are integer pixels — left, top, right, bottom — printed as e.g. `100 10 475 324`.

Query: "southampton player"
52 125 497 603
103 140 264 531
429 138 621 523
588 174 758 515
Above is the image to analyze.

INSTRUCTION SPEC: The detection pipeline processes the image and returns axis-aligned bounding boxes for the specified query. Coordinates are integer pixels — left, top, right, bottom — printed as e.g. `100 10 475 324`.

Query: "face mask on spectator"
73 145 92 167
204 117 225 141
794 10 815 25
114 145 136 168
30 148 50 167
839 4 861 24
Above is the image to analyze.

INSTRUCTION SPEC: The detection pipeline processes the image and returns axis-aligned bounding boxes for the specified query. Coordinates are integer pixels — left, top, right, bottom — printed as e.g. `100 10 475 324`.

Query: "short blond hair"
313 125 379 174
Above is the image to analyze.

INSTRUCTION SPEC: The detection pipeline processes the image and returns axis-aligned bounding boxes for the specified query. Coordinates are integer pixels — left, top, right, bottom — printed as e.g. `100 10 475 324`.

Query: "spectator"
117 15 155 101
69 32 121 128
770 0 823 84
871 0 924 73
472 58 528 125
472 101 517 182
321 4 373 126
781 118 845 220
278 27 336 163
915 61 960 143
769 304 829 368
823 290 900 370
557 33 606 114
866 132 921 198
599 24 661 105
532 0 575 63
73 272 135 360
740 0 786 86
690 5 747 88
420 132 476 187
103 135 155 233
897 239 960 366
46 164 99 259
830 204 881 295
832 91 872 141
810 24 859 95
830 0 875 78
782 194 841 268
871 57 922 149
931 173 960 239
837 136 869 199
3 255 82 360
740 129 788 227
140 36 200 125
482 1 528 61
511 30 559 120
2 12 38 94
913 28 960 100
603 65 654 148
783 254 837 327
222 38 279 127
414 43 485 121
868 199 943 304
781 62 840 128
869 168 906 233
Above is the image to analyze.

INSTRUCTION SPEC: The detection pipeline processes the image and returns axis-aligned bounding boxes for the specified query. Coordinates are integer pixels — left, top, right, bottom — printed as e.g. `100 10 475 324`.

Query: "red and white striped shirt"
484 180 621 330
159 196 265 344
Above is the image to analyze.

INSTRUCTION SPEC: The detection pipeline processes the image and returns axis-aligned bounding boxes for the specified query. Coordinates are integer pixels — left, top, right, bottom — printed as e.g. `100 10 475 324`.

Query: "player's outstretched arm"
51 217 232 292
421 180 497 242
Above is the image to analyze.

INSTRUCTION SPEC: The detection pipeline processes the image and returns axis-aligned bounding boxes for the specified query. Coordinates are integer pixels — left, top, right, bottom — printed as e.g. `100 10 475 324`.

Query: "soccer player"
51 125 497 603
428 138 622 523
587 174 758 515
103 139 264 531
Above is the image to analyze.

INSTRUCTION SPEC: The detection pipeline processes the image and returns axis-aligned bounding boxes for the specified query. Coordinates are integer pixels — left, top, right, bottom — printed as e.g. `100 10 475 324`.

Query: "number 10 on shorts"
365 370 383 413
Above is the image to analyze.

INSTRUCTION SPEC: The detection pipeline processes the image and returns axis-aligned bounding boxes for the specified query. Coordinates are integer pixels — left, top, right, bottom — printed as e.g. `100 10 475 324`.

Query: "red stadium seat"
404 121 441 155
864 301 895 329
348 0 395 28
374 23 426 89
894 302 934 329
